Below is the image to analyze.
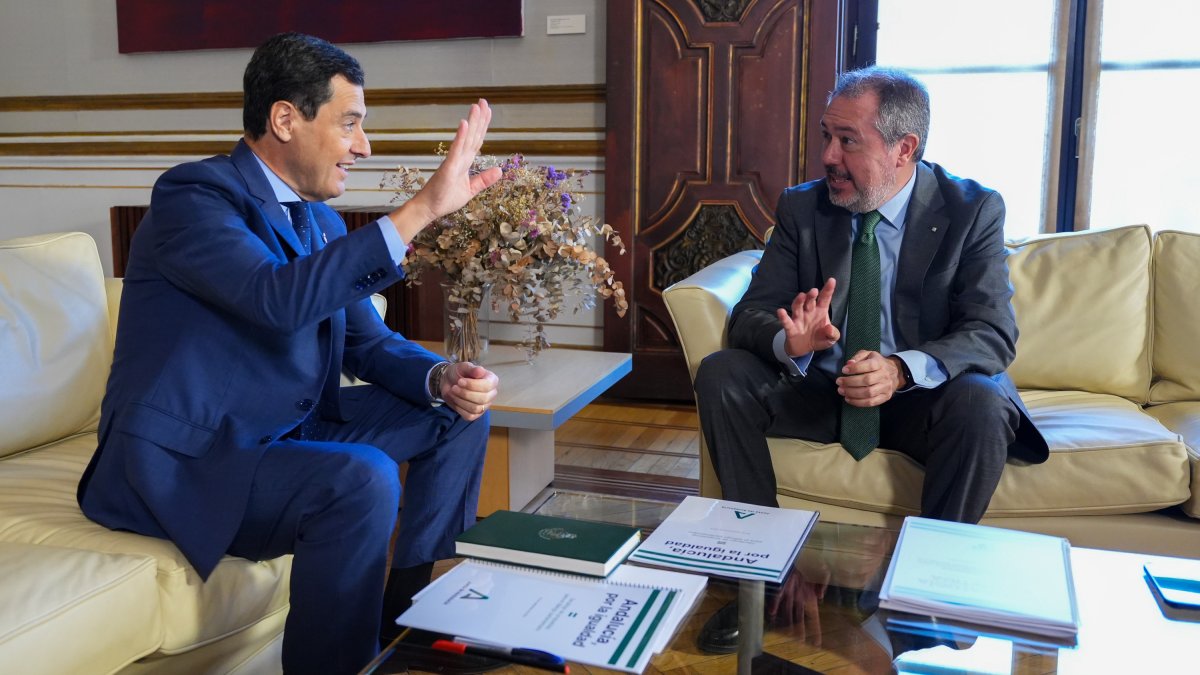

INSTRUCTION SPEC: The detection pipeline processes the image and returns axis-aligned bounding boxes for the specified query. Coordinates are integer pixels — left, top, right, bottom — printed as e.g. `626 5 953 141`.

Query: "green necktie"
840 210 882 460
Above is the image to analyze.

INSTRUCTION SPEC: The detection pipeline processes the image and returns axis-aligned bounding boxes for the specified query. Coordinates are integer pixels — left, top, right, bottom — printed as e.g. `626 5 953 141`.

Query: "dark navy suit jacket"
729 161 1048 463
78 140 444 578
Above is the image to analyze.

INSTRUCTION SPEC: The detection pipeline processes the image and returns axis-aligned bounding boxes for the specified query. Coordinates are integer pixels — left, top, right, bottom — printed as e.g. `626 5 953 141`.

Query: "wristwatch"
428 361 452 404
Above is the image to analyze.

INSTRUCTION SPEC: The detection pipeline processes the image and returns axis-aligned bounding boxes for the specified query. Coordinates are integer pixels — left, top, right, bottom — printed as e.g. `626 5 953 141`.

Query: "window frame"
847 0 1089 234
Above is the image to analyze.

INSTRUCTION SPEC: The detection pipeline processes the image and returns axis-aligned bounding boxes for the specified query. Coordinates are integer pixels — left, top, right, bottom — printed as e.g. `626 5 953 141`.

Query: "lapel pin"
931 227 938 232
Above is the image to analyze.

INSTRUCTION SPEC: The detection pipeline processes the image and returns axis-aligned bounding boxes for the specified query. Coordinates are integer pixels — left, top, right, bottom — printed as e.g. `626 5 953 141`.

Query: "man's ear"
267 101 297 142
895 133 920 166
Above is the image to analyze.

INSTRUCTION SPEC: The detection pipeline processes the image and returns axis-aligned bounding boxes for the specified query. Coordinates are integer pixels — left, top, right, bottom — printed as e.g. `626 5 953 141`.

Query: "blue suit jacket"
730 161 1048 463
78 140 444 578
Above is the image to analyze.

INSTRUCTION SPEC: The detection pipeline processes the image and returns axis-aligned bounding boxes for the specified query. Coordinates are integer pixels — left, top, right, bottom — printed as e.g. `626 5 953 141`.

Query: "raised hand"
776 277 839 357
388 99 503 241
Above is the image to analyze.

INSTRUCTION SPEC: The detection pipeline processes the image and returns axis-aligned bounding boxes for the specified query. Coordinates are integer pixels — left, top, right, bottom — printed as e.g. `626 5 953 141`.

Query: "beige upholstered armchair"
662 226 1200 557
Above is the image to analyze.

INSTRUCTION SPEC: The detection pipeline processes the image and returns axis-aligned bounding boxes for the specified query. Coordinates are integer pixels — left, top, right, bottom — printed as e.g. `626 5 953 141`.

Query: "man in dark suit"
77 33 502 674
696 65 1047 522
692 66 1049 651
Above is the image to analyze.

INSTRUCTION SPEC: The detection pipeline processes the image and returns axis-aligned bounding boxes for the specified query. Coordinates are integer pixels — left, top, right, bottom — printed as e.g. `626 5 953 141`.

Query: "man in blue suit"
77 33 502 674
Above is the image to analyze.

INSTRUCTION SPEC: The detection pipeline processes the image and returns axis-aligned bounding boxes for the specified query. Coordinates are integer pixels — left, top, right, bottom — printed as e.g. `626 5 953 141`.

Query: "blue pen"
431 638 569 673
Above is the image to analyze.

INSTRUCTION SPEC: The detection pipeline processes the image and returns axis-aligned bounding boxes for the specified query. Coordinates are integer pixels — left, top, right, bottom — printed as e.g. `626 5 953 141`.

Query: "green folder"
455 510 642 577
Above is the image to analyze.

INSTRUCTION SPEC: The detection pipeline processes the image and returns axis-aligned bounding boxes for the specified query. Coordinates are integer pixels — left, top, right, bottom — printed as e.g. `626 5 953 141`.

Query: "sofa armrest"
662 250 764 381
662 249 762 500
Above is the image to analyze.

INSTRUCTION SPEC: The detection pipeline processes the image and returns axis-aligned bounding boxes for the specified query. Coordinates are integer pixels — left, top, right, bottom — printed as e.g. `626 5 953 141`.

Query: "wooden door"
604 0 842 401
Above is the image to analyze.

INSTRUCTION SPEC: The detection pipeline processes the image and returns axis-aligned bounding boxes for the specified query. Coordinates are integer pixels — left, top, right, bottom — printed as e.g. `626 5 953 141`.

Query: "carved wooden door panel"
604 0 831 401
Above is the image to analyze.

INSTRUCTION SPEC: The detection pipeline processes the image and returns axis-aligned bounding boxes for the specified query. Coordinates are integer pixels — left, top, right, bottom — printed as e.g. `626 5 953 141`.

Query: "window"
1086 0 1200 233
864 0 1199 236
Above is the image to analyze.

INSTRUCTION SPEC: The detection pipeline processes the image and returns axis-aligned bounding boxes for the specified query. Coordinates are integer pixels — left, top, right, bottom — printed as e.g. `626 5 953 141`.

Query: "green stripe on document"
631 550 782 578
608 589 661 666
626 590 676 668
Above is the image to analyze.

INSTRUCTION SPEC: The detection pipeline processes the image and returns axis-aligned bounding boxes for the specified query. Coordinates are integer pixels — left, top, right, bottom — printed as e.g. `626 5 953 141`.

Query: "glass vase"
441 281 491 363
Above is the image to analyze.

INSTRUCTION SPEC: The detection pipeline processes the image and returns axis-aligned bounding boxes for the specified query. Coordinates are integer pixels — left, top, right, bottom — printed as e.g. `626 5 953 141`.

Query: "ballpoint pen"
431 639 569 673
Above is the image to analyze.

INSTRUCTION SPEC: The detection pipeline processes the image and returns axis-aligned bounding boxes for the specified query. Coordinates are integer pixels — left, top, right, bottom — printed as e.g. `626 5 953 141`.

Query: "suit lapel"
231 140 307 258
895 162 948 346
814 193 854 327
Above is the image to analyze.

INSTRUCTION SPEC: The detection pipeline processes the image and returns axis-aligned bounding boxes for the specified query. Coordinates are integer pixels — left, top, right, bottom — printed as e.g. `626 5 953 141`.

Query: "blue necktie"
840 210 883 460
283 201 316 440
285 201 313 255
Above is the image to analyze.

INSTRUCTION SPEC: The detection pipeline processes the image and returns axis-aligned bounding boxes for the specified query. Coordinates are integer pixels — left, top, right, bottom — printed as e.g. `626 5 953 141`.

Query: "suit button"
259 435 273 444
297 399 315 411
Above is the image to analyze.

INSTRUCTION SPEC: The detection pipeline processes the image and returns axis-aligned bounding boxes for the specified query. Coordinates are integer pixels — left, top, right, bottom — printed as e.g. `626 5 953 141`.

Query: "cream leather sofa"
664 224 1200 558
0 232 291 674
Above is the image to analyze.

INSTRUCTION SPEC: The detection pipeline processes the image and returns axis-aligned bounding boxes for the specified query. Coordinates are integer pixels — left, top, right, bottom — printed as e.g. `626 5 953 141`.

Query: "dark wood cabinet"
109 205 442 340
603 0 843 401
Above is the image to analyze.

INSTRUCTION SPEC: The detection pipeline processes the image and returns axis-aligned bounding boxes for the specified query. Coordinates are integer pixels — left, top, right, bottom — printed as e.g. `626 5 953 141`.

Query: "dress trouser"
693 348 1017 524
227 384 488 675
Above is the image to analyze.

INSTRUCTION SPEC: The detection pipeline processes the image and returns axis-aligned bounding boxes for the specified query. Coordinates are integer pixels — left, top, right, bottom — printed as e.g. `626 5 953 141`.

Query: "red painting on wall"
116 0 524 54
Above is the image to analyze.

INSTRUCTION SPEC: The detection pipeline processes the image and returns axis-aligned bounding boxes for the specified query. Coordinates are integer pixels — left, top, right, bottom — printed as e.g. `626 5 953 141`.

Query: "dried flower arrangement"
382 152 628 360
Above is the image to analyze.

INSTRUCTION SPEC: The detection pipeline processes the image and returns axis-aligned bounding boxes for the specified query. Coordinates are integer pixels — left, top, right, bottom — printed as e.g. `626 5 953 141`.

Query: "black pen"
431 639 569 673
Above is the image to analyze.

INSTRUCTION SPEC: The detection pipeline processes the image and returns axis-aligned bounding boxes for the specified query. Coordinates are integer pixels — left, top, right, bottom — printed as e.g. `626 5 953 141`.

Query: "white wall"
0 0 604 96
0 0 609 347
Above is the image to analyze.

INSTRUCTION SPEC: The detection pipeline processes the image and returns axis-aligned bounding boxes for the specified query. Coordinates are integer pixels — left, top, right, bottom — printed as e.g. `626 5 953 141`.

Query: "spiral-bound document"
398 559 705 673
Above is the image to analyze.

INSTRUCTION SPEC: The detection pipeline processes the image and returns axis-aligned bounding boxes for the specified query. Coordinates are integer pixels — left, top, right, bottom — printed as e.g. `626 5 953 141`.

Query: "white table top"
417 341 632 430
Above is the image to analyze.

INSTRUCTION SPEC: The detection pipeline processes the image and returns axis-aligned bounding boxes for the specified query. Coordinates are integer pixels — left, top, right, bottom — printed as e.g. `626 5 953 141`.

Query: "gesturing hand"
441 362 499 421
777 277 839 357
389 99 503 240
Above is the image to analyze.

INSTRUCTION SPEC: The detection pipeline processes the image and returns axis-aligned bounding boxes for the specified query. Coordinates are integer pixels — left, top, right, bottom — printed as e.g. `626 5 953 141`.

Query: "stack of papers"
878 517 1079 640
398 559 706 673
629 496 818 582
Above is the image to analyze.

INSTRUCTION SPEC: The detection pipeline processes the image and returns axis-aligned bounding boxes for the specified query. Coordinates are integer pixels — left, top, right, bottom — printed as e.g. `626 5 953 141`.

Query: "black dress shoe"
380 629 508 674
697 600 740 654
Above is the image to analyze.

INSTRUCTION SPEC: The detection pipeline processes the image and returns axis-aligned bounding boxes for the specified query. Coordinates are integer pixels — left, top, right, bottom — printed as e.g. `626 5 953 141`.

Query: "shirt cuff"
893 350 948 390
375 217 408 267
773 329 812 377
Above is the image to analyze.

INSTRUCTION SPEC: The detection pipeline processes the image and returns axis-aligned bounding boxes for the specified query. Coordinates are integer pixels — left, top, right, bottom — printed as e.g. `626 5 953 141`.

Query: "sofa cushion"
1150 231 1200 403
768 390 1190 517
1005 225 1152 403
0 233 110 458
0 433 291 655
1143 401 1200 518
0 541 160 674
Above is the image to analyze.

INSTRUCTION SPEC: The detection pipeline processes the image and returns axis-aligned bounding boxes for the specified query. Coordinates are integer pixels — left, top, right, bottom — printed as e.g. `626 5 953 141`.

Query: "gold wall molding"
0 126 602 139
0 139 603 157
0 84 605 113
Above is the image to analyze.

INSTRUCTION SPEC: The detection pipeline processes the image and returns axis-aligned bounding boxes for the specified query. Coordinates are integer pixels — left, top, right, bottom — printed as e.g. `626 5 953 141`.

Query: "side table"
418 342 631 516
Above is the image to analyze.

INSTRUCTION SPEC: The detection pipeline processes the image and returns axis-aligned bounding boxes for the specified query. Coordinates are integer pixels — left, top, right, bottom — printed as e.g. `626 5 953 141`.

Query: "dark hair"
242 32 365 140
829 66 930 162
